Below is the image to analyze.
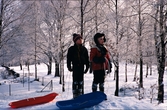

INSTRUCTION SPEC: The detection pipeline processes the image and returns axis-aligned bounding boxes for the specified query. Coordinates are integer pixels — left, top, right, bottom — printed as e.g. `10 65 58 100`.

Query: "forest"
0 0 166 103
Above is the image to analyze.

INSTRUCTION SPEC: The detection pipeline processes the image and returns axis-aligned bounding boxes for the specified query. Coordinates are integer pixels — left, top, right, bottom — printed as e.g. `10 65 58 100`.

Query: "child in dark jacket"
90 33 112 93
67 33 89 98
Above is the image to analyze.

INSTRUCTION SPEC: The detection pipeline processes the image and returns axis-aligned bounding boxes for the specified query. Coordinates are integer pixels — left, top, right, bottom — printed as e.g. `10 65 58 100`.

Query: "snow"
0 62 167 110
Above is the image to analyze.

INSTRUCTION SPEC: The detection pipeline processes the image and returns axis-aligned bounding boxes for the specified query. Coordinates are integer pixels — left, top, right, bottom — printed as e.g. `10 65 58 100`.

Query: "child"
90 33 112 93
67 33 89 98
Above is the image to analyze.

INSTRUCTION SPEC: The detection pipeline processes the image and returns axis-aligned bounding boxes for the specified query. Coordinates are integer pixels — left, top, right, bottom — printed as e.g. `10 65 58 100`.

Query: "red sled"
9 92 58 108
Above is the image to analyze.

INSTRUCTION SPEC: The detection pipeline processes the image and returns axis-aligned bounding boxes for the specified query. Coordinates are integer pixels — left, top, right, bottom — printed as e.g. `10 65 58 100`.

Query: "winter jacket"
67 44 89 72
90 45 111 71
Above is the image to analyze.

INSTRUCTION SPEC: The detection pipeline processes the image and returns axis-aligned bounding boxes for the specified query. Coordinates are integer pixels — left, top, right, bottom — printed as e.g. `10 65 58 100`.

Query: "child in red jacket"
90 33 112 92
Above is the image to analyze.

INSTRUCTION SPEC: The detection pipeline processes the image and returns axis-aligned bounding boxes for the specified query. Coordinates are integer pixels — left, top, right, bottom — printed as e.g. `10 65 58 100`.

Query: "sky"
0 62 167 110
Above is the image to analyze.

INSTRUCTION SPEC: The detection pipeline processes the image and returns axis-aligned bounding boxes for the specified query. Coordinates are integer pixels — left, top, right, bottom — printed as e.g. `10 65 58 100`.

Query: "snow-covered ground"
0 62 167 110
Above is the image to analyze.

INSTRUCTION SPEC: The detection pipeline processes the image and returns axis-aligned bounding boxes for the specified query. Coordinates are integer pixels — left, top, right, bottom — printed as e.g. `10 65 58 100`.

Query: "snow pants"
92 70 105 92
72 64 84 98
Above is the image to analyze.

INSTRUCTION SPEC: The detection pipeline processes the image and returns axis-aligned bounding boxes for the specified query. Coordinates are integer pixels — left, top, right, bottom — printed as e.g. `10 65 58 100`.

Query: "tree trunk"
133 62 138 81
113 67 116 80
125 60 127 82
80 0 84 36
20 63 22 70
138 0 143 88
47 65 50 75
25 59 30 71
59 72 62 84
146 63 148 78
34 1 38 81
114 0 119 96
0 0 3 46
59 60 65 92
150 65 152 75
95 0 98 32
55 62 60 77
154 0 165 103
114 61 119 96
47 56 52 75
139 51 143 88
157 0 165 103
156 34 165 103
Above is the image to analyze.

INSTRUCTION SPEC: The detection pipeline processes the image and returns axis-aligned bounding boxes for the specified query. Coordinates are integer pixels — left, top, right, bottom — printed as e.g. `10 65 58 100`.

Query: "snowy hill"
0 63 166 110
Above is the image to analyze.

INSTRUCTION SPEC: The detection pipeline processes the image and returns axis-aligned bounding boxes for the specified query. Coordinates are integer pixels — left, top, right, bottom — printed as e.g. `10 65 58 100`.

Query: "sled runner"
9 92 58 108
56 91 106 110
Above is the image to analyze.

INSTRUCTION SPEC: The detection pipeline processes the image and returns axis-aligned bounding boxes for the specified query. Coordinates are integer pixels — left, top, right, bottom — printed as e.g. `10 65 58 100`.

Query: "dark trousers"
92 70 105 92
72 64 84 98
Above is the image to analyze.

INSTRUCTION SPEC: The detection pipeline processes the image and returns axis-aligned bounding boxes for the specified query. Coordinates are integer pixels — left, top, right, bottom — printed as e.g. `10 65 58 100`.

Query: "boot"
72 82 78 98
78 81 84 95
99 83 107 100
73 93 78 98
92 83 97 92
78 89 82 96
73 89 78 98
99 83 104 92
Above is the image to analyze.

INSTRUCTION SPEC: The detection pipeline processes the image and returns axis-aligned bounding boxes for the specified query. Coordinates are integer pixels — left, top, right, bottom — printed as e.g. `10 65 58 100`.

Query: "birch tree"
126 0 152 88
50 0 68 92
153 0 166 103
103 0 121 96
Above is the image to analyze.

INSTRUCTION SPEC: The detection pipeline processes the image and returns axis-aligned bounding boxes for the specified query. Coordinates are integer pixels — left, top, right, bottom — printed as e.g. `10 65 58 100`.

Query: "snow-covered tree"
152 0 166 103
0 0 30 66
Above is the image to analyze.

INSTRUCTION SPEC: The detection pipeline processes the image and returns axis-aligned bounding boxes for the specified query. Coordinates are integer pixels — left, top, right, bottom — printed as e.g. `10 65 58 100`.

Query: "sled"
9 92 58 108
56 91 106 110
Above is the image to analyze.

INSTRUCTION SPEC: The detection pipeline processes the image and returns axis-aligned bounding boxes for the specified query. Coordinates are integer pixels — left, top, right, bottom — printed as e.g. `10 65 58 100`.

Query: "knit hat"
73 33 82 42
93 33 106 45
